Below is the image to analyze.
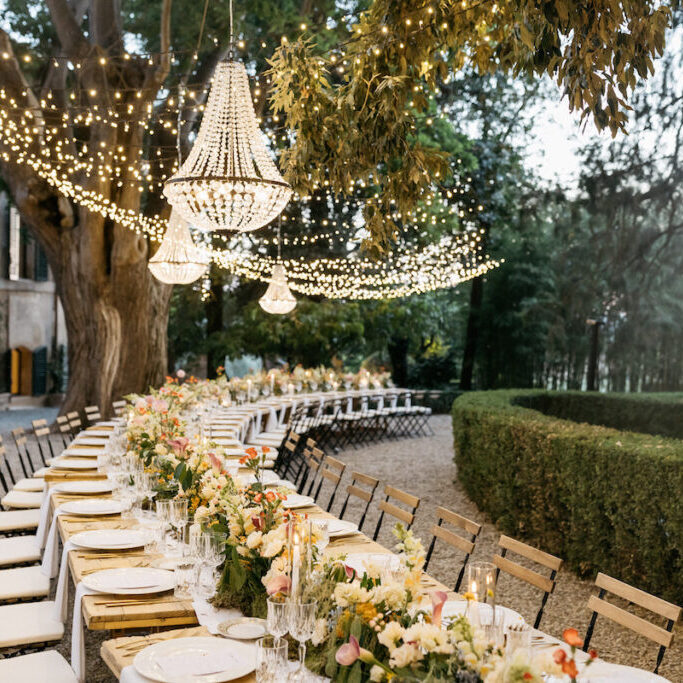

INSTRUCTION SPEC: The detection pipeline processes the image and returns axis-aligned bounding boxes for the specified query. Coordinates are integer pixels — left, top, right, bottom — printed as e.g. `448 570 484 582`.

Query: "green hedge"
513 390 683 439
452 390 683 603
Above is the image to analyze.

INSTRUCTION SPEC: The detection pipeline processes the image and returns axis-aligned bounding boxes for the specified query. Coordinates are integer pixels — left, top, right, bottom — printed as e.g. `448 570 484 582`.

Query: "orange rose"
553 649 567 664
523 674 533 681
563 628 583 648
589 649 598 659
265 491 276 502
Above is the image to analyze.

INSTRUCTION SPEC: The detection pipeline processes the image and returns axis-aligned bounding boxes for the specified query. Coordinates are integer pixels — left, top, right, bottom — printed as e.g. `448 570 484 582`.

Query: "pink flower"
266 575 291 596
151 398 169 413
176 369 186 379
135 399 147 412
145 395 155 405
431 590 448 628
344 564 356 581
208 452 222 471
335 636 375 667
168 436 190 457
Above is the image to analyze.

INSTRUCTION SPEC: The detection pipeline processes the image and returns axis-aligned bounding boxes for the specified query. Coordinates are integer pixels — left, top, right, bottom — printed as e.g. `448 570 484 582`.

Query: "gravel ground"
7 415 680 681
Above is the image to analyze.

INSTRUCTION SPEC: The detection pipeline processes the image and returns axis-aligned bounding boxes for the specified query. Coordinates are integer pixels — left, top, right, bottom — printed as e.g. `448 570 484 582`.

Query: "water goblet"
266 596 290 639
169 499 189 549
255 635 288 683
155 499 172 552
174 560 196 599
288 599 317 680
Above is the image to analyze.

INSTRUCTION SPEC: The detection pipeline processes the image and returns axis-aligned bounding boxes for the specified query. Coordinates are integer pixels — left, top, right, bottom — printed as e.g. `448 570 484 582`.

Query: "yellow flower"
356 602 378 622
463 591 475 602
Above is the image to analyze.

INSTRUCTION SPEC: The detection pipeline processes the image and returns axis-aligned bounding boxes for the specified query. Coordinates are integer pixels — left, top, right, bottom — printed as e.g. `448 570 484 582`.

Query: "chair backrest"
301 440 325 497
31 419 54 465
584 573 680 674
67 411 82 434
84 405 102 424
315 455 346 512
339 470 380 532
372 484 420 541
493 535 563 629
112 399 126 417
278 430 301 479
0 434 15 491
425 506 481 592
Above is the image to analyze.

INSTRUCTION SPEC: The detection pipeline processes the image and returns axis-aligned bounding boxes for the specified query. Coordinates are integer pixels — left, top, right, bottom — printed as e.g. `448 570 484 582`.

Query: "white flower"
154 443 167 455
377 621 404 653
372 581 406 610
369 665 386 682
402 623 454 655
246 531 263 549
333 582 371 607
389 643 422 669
311 618 328 646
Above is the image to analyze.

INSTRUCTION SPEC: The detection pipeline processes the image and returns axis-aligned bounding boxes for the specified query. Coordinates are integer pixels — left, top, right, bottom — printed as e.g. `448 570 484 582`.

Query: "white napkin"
71 581 99 683
37 486 62 547
54 540 76 621
41 505 67 578
191 597 241 635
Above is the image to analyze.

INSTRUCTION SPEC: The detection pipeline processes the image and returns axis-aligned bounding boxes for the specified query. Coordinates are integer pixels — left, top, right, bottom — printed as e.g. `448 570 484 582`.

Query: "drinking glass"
255 635 288 683
174 560 195 599
478 605 506 648
266 596 290 638
155 500 172 552
169 499 189 547
288 600 317 679
466 561 497 606
506 623 532 661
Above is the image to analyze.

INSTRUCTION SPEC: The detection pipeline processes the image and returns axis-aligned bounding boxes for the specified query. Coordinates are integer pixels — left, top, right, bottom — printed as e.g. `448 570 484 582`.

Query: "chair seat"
13 478 46 493
0 535 41 566
248 434 285 447
1 489 43 510
32 466 49 478
0 650 76 682
0 508 41 532
0 565 50 600
0 602 64 648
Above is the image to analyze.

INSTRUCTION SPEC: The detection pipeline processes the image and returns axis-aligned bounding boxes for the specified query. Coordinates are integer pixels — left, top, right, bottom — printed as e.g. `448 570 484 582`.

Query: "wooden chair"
339 471 380 532
584 573 681 674
424 506 481 592
66 411 82 436
277 430 301 479
493 535 563 629
84 404 102 425
314 455 346 512
372 485 420 541
31 419 55 466
299 439 324 497
10 429 39 480
56 415 73 447
112 399 127 417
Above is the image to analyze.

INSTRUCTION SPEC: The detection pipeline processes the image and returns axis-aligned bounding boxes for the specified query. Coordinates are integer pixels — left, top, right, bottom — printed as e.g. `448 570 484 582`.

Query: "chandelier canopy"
259 264 297 314
148 210 210 284
164 60 292 233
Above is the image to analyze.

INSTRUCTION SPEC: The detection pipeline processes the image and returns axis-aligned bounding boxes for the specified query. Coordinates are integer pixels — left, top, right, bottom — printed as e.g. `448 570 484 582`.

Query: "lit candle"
288 383 294 396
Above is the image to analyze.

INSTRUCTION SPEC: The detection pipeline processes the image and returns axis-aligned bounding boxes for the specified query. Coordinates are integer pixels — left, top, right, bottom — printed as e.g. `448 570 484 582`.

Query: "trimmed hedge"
452 390 683 603
513 390 683 439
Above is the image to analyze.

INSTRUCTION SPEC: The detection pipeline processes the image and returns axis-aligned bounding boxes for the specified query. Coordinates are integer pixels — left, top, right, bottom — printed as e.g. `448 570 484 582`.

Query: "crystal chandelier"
148 210 210 284
163 1 291 232
259 219 296 314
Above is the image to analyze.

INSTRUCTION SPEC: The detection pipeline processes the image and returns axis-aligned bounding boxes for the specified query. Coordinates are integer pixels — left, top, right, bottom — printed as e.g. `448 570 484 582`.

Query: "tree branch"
142 0 173 93
45 0 90 60
90 0 123 52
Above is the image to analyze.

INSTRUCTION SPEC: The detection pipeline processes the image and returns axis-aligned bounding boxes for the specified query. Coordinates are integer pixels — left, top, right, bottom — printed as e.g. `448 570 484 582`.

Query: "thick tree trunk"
388 337 409 387
206 264 224 380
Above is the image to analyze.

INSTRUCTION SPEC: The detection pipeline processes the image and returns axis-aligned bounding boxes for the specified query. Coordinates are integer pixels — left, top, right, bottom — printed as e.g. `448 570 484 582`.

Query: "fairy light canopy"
148 210 210 285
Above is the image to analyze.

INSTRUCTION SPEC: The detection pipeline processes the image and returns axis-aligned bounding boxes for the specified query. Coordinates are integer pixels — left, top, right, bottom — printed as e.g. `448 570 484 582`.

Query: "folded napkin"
192 596 241 634
41 505 68 577
70 582 99 683
54 540 77 621
37 486 62 547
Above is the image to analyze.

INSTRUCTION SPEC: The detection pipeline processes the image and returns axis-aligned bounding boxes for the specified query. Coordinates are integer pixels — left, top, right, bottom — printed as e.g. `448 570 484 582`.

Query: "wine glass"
155 500 173 553
169 499 189 553
288 599 317 680
266 596 289 639
256 635 288 683
195 531 226 598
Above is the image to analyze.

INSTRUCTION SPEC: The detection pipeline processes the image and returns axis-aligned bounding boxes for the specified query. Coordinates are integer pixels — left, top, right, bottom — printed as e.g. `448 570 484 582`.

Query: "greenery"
513 391 683 440
452 390 683 602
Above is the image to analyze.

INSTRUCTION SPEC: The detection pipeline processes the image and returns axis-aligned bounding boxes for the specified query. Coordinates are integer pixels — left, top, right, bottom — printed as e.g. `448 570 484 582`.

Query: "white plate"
216 618 268 640
60 499 123 516
326 519 359 538
56 480 114 495
238 471 280 486
52 458 98 470
134 636 256 683
345 553 399 576
70 528 149 550
73 436 107 446
83 567 175 595
441 601 524 628
64 446 106 457
571 662 670 682
82 429 113 437
266 479 296 490
281 494 315 509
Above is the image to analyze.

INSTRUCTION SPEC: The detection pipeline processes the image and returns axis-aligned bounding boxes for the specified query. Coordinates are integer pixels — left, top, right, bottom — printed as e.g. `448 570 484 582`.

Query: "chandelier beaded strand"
163 0 292 232
259 218 297 314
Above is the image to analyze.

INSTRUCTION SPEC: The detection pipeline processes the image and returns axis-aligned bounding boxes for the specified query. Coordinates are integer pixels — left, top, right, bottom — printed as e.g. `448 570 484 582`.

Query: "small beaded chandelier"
163 1 291 232
148 210 210 284
259 219 296 314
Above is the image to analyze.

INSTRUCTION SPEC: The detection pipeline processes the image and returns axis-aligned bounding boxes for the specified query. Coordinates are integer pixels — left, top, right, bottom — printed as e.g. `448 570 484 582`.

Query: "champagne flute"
288 599 317 681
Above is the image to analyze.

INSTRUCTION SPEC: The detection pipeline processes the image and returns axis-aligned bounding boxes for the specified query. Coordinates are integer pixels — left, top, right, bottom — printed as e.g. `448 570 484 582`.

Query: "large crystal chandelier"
259 219 296 314
148 210 210 284
163 1 291 232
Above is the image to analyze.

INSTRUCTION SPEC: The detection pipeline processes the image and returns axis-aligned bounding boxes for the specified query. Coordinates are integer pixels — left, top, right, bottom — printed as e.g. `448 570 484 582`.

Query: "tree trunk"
459 275 484 391
206 264 224 380
388 337 409 387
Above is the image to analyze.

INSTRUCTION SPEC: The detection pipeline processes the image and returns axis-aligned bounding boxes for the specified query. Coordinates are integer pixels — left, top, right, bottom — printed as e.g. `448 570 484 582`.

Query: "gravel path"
35 416 682 681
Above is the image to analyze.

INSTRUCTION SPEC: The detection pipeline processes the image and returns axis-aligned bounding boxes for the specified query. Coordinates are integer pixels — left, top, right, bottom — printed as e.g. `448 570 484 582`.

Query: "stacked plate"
83 567 175 595
72 436 107 446
70 529 149 550
345 553 400 576
441 601 524 628
52 458 98 469
60 499 123 516
134 637 256 683
281 494 315 509
56 481 113 495
326 519 358 538
63 446 106 458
